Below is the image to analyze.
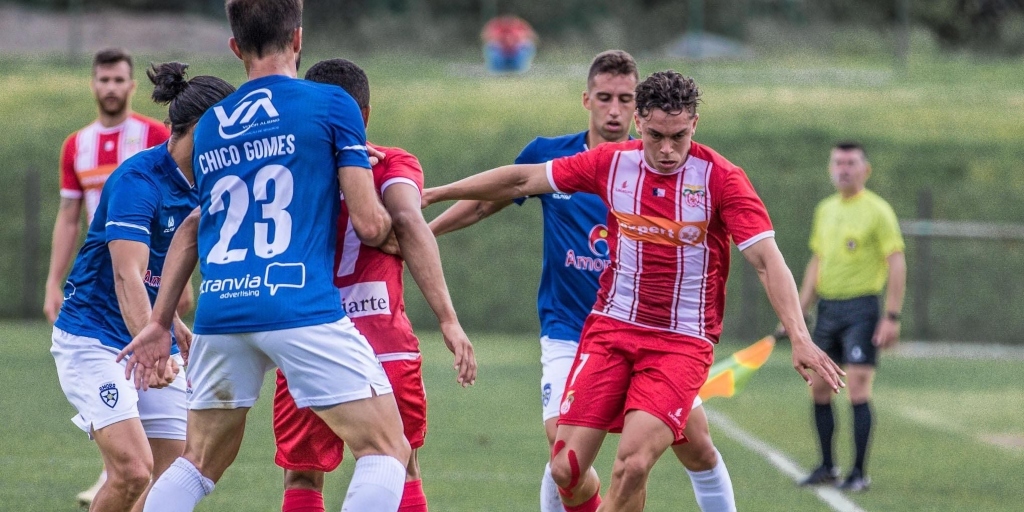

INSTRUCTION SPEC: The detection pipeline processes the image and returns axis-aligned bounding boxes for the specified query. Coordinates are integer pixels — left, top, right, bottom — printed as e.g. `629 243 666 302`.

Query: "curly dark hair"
635 70 701 118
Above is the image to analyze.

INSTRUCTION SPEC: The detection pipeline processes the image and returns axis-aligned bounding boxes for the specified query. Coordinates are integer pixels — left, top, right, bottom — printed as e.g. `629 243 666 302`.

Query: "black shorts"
813 295 879 367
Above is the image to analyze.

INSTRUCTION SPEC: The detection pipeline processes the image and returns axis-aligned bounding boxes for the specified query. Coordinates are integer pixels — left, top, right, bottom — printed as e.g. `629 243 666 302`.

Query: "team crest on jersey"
63 281 76 301
560 390 575 415
682 185 705 208
846 238 858 251
213 88 280 140
99 383 118 408
542 383 552 407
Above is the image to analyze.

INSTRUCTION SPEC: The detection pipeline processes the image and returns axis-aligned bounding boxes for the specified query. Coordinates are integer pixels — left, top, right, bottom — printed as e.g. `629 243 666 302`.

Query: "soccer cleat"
837 469 871 492
76 470 107 507
799 465 839 486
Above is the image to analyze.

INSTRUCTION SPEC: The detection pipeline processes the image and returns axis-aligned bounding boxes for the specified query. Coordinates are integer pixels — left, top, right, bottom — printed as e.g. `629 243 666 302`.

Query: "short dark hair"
833 141 868 159
93 47 133 76
304 58 370 109
635 70 701 118
148 62 236 137
587 50 638 89
225 0 302 58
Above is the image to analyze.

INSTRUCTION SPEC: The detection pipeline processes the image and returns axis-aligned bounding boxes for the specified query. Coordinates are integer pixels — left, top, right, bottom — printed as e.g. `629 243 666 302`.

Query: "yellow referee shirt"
809 189 904 300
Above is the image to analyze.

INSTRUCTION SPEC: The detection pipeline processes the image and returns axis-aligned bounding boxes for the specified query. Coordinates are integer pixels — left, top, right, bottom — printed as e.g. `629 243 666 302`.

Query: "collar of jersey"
155 142 194 192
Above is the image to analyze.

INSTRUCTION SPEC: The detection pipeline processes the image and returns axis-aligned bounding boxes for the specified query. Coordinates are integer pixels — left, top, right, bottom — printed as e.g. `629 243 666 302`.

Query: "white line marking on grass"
706 409 866 512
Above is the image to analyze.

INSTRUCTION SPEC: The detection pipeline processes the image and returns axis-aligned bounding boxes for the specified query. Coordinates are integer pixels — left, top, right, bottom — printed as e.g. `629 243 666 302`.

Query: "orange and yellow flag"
698 335 776 401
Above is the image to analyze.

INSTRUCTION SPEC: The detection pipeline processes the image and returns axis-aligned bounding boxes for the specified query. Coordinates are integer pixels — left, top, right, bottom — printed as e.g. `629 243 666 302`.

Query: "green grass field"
1 321 1020 511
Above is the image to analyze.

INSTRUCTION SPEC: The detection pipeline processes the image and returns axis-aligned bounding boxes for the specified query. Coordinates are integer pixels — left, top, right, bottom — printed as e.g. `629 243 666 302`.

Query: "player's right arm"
798 254 819 316
44 197 84 322
428 199 513 236
339 166 392 247
118 208 199 390
422 163 552 207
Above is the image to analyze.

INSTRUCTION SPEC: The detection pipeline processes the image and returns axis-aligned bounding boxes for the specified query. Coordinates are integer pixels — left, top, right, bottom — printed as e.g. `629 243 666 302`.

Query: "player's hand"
440 320 476 387
377 230 402 257
147 357 180 389
173 317 194 366
421 187 440 209
790 334 845 393
116 321 173 391
43 284 64 323
872 318 900 349
367 146 386 167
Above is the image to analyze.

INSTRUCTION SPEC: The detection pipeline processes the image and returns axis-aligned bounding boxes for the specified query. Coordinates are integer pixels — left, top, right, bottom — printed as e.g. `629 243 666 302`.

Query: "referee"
796 141 906 492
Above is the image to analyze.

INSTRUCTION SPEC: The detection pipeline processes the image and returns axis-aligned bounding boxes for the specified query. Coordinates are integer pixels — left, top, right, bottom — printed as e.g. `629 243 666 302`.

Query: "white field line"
894 341 1024 360
706 409 866 512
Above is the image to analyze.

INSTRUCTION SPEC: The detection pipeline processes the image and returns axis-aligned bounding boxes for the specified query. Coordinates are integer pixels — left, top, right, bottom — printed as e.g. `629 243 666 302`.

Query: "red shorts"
273 356 427 472
557 314 713 443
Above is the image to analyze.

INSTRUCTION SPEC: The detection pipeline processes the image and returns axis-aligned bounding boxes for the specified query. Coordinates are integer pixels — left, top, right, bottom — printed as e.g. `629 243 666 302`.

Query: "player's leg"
550 424 607 510
132 354 189 512
380 357 429 512
274 369 344 512
672 401 736 512
143 331 272 512
603 410 676 511
838 297 879 491
91 419 156 511
801 299 844 485
269 319 409 512
539 337 579 512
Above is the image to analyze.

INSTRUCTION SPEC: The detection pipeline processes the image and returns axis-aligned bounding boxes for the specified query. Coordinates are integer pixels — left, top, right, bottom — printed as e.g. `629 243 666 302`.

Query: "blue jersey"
514 131 611 342
56 144 197 352
191 75 370 334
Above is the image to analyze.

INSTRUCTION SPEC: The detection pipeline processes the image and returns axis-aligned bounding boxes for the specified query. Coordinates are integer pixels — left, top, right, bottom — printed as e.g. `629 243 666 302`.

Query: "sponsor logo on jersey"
588 224 610 256
339 281 392 318
683 184 705 208
552 193 572 200
144 270 162 288
542 383 552 407
163 215 176 234
213 88 280 140
99 382 118 408
612 211 708 247
667 407 684 426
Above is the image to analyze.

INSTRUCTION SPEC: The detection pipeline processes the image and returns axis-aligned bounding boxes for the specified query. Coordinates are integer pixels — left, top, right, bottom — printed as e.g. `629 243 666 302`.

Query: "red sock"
398 479 428 512
564 489 601 512
282 488 325 512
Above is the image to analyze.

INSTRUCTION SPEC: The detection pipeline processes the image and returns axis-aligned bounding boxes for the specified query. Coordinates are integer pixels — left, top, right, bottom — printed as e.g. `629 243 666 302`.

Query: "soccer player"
430 50 737 512
423 70 845 511
50 62 234 512
120 2 411 511
273 57 476 512
794 142 905 491
45 48 171 325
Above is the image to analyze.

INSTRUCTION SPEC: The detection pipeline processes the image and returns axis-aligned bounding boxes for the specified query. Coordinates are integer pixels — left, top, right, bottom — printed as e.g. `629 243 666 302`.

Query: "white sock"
686 449 736 512
142 457 214 512
541 462 566 512
340 455 406 512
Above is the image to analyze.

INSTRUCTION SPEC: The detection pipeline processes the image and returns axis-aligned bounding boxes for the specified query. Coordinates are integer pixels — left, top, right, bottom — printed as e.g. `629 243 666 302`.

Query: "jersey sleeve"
330 91 371 171
808 201 825 254
717 166 775 251
378 149 424 196
512 139 540 205
874 200 905 256
104 172 160 246
547 146 604 196
59 135 83 199
147 120 171 147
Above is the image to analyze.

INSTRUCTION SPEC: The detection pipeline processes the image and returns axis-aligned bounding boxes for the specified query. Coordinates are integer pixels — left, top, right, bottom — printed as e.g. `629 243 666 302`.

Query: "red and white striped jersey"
547 140 774 343
59 113 170 223
334 144 424 357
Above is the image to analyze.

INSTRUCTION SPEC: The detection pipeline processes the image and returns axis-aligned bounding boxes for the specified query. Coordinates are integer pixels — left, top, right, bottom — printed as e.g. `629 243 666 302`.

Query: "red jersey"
334 144 424 357
548 140 774 343
59 113 170 223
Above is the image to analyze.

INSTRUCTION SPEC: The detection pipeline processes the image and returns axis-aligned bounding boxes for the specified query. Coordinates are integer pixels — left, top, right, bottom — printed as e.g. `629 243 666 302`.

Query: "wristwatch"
885 311 901 322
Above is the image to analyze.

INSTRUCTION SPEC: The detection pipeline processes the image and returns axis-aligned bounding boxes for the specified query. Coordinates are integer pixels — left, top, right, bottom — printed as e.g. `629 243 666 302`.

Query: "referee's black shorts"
812 295 880 367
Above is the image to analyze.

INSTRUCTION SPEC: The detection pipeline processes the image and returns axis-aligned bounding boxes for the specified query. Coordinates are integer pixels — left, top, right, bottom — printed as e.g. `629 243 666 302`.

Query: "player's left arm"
109 239 153 338
742 238 845 392
383 181 476 387
874 251 906 348
422 163 552 207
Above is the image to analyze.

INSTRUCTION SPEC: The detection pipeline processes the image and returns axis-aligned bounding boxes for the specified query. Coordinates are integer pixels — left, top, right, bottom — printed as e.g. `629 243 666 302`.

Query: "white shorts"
187 317 392 410
538 336 703 423
50 327 187 440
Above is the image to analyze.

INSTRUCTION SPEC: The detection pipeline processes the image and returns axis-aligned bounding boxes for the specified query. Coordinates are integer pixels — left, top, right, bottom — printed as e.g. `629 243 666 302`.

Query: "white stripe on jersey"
105 221 151 234
381 177 420 195
74 123 101 172
376 352 421 362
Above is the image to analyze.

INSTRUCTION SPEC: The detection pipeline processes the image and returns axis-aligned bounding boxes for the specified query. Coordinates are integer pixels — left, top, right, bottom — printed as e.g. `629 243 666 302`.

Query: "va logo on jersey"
213 88 280 140
99 383 118 408
588 224 610 256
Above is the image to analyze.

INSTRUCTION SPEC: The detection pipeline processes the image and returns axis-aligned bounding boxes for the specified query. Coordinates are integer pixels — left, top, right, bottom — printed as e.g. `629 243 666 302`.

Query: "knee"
108 459 154 498
284 470 324 492
549 456 576 490
677 442 718 472
612 453 656 485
